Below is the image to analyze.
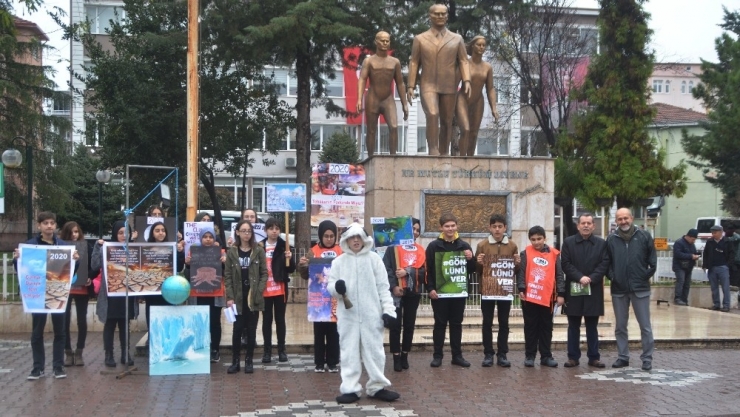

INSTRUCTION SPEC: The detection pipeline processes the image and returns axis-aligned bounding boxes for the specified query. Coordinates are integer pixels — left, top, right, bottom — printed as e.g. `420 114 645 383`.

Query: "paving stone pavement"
1 332 739 417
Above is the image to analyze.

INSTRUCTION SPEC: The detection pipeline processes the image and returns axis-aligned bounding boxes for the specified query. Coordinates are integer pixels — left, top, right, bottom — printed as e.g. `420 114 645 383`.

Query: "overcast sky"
12 0 740 90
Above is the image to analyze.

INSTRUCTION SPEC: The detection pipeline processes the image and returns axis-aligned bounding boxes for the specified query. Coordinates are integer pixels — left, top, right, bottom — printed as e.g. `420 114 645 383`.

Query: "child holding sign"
516 226 565 368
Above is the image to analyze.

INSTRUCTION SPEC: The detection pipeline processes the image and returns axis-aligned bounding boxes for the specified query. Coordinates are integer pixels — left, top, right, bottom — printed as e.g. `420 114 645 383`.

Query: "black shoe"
524 357 535 367
244 359 254 374
121 352 134 366
393 355 403 372
451 356 471 367
27 368 44 380
370 389 400 402
641 361 652 371
336 393 360 404
482 354 494 367
496 354 511 368
104 350 116 368
400 352 409 369
564 359 579 368
588 359 606 368
227 362 240 374
53 367 67 379
712 306 720 311
674 300 687 306
262 348 272 363
612 359 630 368
210 351 220 363
315 366 325 373
721 307 730 312
328 365 339 373
430 357 442 368
540 357 558 367
278 350 288 362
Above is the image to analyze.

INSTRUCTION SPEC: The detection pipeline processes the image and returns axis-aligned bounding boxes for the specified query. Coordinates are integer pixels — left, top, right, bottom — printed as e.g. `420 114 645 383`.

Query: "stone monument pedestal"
363 155 555 249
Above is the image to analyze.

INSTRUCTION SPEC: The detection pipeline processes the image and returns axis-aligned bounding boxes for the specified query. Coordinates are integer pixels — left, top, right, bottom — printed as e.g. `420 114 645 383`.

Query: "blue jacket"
672 236 698 271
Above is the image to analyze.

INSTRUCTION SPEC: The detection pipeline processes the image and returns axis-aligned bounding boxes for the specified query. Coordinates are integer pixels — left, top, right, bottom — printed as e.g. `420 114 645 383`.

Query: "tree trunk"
294 48 313 253
200 168 226 245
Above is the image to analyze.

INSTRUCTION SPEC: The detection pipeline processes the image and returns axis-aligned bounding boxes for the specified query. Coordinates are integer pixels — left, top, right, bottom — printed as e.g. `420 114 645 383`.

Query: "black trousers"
390 295 421 354
31 313 65 370
262 295 287 349
64 293 89 350
313 321 339 367
197 297 222 351
102 318 127 353
522 301 553 359
232 297 259 359
430 297 466 358
481 299 511 356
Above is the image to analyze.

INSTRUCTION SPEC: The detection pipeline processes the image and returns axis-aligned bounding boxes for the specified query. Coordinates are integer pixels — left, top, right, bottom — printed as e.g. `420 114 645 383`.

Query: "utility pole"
186 0 200 222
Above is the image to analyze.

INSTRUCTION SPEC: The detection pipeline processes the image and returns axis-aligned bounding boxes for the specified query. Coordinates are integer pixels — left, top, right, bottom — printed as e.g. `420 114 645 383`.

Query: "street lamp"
96 169 111 238
2 137 33 239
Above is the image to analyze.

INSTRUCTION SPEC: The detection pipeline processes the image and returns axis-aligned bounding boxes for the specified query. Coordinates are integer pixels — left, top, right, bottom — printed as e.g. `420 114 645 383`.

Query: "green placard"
434 250 468 298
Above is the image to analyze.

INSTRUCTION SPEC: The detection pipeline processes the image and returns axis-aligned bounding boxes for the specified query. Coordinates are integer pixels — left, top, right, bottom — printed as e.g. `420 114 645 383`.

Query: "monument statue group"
357 4 500 157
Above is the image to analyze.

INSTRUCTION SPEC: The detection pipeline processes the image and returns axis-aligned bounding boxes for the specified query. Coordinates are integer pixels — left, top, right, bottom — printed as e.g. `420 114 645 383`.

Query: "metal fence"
2 253 19 301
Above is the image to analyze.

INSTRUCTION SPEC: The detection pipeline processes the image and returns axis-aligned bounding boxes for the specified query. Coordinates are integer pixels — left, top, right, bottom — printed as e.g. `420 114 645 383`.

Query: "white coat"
328 224 396 396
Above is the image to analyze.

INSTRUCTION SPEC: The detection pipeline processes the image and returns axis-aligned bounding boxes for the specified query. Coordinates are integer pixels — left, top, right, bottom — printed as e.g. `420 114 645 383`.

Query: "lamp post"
96 170 111 238
2 136 33 239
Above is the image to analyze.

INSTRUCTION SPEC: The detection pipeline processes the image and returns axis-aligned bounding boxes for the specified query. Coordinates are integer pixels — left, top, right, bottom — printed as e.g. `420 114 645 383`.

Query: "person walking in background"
517 226 564 368
561 213 609 368
703 225 739 312
672 229 700 306
260 217 296 363
14 212 79 380
474 214 519 368
298 220 343 373
382 217 425 372
607 208 656 371
60 221 91 367
224 220 267 374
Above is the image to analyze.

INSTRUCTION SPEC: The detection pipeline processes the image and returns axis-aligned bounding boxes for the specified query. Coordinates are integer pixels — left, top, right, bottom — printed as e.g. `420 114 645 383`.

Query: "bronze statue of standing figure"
455 35 500 157
407 4 470 156
357 31 409 157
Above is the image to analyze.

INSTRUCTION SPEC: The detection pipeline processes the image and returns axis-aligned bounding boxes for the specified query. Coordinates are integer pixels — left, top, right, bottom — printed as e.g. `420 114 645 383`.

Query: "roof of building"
12 16 49 41
651 102 708 126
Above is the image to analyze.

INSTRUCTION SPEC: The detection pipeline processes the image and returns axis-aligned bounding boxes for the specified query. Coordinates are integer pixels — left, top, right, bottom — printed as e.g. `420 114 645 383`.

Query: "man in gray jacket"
606 208 657 371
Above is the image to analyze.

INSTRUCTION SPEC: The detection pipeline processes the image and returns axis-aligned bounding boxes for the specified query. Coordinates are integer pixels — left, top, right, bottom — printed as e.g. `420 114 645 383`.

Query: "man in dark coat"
671 228 700 305
561 213 609 368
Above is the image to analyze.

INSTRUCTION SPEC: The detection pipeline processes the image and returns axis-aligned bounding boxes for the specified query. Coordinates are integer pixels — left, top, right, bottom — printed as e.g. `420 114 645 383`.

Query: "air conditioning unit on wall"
285 157 297 168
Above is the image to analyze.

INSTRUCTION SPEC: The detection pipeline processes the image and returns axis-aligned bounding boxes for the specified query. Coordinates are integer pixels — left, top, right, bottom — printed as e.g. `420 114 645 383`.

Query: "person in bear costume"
328 223 399 404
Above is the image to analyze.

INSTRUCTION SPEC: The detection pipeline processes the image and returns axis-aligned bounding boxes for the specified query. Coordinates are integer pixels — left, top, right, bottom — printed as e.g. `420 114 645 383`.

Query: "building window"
265 68 288 96
664 80 670 93
417 127 427 154
325 72 343 97
652 79 663 93
681 81 687 94
476 129 509 156
688 81 694 93
494 77 509 104
85 6 124 34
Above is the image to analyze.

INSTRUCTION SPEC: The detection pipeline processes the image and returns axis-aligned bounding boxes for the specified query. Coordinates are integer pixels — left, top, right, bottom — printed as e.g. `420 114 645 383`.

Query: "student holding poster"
184 224 226 363
60 221 91 367
474 214 520 368
298 220 343 373
14 212 79 380
144 222 185 334
425 213 475 368
516 226 565 368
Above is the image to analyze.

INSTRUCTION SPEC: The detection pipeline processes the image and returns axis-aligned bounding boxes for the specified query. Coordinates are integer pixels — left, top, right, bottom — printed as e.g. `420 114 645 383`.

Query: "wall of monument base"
363 155 556 250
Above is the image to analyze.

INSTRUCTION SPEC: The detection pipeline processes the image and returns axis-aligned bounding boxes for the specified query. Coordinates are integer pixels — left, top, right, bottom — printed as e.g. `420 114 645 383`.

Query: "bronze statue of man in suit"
357 31 409 157
407 4 471 156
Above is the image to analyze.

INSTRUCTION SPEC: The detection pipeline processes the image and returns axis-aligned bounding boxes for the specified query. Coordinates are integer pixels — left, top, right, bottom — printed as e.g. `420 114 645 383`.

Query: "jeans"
566 315 600 361
262 295 287 349
390 295 421 354
612 292 654 362
31 313 66 370
430 298 466 358
481 300 511 356
64 294 89 350
708 265 731 309
673 268 692 303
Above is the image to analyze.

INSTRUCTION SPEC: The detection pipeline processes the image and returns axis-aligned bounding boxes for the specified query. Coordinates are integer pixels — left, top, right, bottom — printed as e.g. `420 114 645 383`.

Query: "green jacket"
224 245 268 314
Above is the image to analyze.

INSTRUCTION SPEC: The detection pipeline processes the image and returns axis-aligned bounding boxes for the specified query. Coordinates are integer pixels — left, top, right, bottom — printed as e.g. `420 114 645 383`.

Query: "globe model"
161 275 191 305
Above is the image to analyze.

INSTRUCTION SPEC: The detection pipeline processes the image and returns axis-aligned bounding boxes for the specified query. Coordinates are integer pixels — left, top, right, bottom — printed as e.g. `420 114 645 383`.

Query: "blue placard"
266 183 307 212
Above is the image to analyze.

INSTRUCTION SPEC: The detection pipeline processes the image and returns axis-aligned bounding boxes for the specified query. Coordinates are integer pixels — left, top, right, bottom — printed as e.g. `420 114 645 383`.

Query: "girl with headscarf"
144 222 185 334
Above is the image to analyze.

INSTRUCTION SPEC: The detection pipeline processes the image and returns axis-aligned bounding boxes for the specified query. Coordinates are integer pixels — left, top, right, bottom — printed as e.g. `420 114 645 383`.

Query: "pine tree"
319 132 360 164
682 8 740 215
557 0 685 209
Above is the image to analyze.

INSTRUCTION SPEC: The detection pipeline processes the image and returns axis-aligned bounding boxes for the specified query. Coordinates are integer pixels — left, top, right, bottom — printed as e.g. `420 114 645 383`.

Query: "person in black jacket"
672 229 700 306
425 213 475 368
606 208 656 371
561 213 609 368
260 217 296 363
14 211 79 380
703 225 739 312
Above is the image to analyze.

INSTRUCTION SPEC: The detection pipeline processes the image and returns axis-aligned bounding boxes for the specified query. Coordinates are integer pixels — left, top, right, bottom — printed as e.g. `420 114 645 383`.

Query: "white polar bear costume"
328 223 396 397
